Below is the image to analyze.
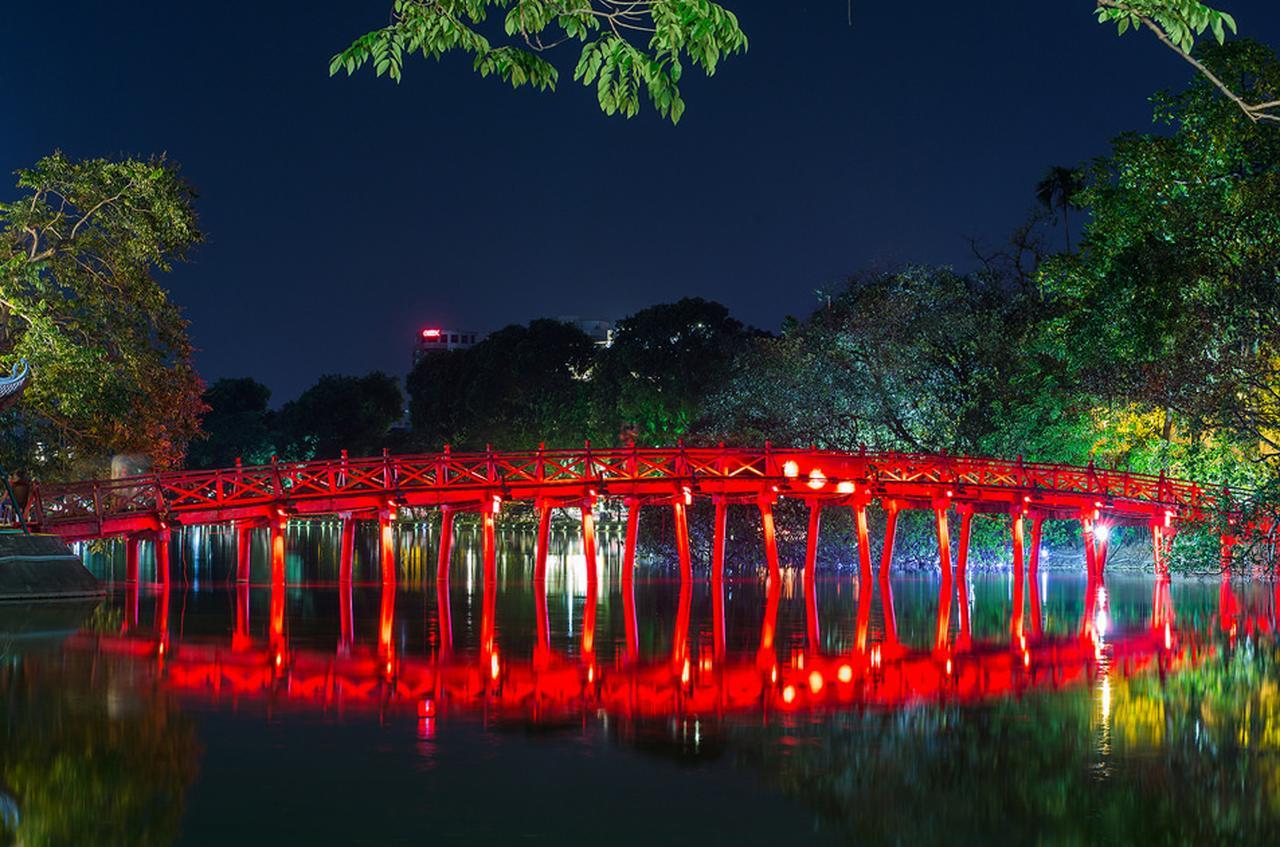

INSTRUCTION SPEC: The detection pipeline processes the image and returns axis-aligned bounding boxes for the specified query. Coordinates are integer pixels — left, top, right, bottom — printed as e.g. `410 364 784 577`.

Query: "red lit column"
379 572 395 664
711 497 727 661
481 498 498 660
759 498 781 584
1011 509 1026 642
378 509 396 585
269 517 286 653
534 560 550 664
804 502 822 581
233 578 251 651
1081 513 1100 580
339 515 355 584
437 507 454 584
270 517 286 585
956 507 973 582
154 528 171 587
879 500 899 580
581 496 598 592
853 502 873 583
534 501 551 583
125 534 140 584
934 501 953 652
672 497 692 585
758 564 781 668
236 523 252 583
339 571 353 653
622 499 639 663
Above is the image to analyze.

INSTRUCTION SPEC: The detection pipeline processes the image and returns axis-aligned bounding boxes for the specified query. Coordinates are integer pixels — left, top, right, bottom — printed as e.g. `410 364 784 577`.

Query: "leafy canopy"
332 0 747 123
0 152 205 476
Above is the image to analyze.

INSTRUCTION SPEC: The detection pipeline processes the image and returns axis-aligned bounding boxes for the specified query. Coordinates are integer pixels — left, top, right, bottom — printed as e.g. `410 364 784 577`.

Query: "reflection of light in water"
1094 608 1110 638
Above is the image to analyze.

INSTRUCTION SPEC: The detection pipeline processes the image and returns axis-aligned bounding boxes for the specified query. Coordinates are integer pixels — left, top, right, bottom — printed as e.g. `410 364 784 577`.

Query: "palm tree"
1035 166 1086 252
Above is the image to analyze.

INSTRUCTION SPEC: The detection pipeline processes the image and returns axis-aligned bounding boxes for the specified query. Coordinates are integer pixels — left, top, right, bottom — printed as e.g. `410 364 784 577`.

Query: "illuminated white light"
836 480 855 494
1094 524 1110 544
807 469 827 490
782 460 800 478
1094 608 1110 638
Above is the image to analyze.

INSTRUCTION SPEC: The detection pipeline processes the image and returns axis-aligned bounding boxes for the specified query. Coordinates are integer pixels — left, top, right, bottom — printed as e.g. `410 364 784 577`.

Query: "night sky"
3 1 1277 402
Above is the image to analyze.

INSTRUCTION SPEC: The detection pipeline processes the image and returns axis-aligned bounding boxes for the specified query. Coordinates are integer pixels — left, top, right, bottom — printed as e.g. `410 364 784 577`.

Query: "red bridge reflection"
73 569 1275 723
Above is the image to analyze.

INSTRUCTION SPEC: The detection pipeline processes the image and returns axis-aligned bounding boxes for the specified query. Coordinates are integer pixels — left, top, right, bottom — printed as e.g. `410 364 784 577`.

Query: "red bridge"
27 446 1250 592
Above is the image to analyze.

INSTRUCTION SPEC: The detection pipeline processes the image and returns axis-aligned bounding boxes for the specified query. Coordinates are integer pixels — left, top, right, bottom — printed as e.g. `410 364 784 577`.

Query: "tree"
595 298 756 445
277 372 404 459
699 268 1033 453
332 0 747 124
187 378 278 469
334 3 1272 125
0 152 205 477
408 318 596 449
1029 40 1280 486
1034 166 1086 251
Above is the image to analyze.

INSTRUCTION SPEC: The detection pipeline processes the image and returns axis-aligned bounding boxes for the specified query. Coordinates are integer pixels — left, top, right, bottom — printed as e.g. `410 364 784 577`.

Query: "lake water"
3 519 1279 845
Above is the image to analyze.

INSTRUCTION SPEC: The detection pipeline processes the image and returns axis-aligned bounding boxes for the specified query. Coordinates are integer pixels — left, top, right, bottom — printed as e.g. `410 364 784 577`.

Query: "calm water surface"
3 520 1280 845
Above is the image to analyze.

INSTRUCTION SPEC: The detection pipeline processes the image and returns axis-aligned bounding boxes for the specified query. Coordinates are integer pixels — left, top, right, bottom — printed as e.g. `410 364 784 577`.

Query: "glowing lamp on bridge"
836 480 855 495
807 670 824 694
1094 524 1110 544
781 684 797 704
782 460 800 478
806 469 827 490
837 664 853 683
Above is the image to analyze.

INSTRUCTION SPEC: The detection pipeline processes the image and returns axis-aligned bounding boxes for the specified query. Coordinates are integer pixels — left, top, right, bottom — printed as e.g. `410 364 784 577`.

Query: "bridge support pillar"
339 515 355 584
853 501 873 583
622 498 640 663
1080 513 1100 580
956 507 974 582
1219 533 1236 576
269 518 286 585
711 498 727 584
804 502 822 582
437 507 454 584
672 497 692 585
234 579 251 651
154 529 171 587
581 497 598 592
879 500 899 580
758 499 781 584
534 501 551 583
933 500 953 652
235 523 252 583
1028 514 1044 580
481 498 498 660
125 534 140 584
378 510 396 585
1011 509 1026 641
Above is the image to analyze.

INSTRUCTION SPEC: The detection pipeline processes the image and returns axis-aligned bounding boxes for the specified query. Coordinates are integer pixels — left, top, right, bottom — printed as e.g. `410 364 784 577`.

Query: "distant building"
413 327 482 365
558 316 615 348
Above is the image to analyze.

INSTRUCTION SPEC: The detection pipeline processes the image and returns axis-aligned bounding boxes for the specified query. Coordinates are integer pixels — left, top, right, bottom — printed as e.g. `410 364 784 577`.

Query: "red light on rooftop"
422 329 441 338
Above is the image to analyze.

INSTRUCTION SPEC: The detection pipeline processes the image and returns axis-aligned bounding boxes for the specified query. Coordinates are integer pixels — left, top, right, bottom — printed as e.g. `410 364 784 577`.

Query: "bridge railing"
26 446 1251 531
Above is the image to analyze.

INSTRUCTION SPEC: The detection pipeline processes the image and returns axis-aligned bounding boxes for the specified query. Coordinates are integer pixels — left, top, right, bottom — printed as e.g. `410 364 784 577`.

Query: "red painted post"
804 502 822 582
934 502 953 651
583 556 598 661
154 529 170 587
759 499 781 584
581 497 598 591
623 498 640 664
481 500 497 660
534 501 551 583
853 504 873 583
339 515 355 584
1028 515 1044 580
437 507 454 584
712 498 728 584
125 534 140 584
758 563 781 665
673 568 691 671
855 564 872 653
1080 513 1099 579
879 500 899 580
270 518 286 585
1219 533 1235 576
956 508 973 582
672 498 692 585
1011 511 1026 641
379 574 395 663
236 523 252 583
378 509 396 585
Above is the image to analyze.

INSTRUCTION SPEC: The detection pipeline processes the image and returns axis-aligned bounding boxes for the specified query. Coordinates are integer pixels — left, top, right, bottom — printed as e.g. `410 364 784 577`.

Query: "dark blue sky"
3 2 1277 402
